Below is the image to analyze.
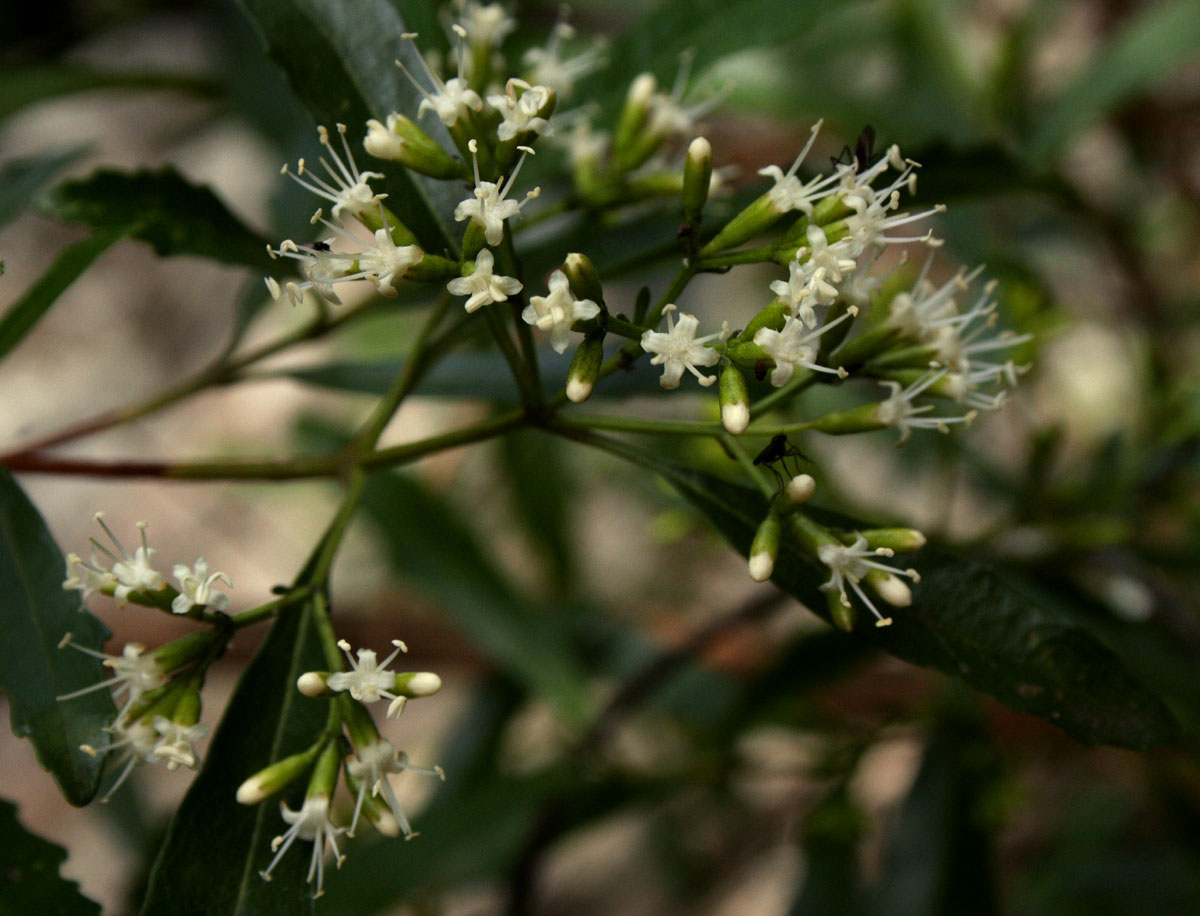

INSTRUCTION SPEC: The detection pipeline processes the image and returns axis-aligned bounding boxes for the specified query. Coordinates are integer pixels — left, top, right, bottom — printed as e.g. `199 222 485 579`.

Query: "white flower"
267 208 425 304
874 369 976 443
488 79 553 141
171 558 232 615
281 124 384 224
818 534 919 628
259 795 346 899
753 309 856 387
327 639 410 718
455 1 516 48
521 268 600 354
757 120 843 215
523 22 605 99
640 304 725 388
56 634 166 714
79 717 160 801
838 154 946 255
770 226 860 326
454 141 541 246
67 513 165 607
149 716 208 771
447 248 523 312
395 29 482 127
346 738 445 838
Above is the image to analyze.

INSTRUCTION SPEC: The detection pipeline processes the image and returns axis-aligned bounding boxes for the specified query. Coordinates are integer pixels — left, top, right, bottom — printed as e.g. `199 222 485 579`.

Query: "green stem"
555 413 721 437
721 433 775 499
363 408 528 469
484 305 538 410
696 244 776 270
227 586 315 630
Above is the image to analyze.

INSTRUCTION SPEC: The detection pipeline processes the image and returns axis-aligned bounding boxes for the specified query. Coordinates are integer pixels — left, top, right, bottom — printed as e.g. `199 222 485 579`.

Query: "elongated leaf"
137 600 326 915
0 229 123 362
593 0 852 107
235 0 461 253
40 168 268 269
0 469 114 806
1029 0 1200 163
499 430 576 592
789 785 864 916
363 471 590 721
594 441 1179 747
873 701 998 916
0 797 102 916
0 147 88 231
0 66 220 122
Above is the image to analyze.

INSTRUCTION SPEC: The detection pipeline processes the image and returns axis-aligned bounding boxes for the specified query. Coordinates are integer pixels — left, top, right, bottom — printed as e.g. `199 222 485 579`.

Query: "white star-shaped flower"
171 558 232 615
281 124 384 224
326 639 410 718
522 269 600 354
346 738 445 838
488 79 553 141
259 795 346 899
70 514 165 607
817 534 919 627
56 635 167 714
640 305 725 388
454 141 541 246
446 248 523 313
149 716 208 771
753 310 855 387
395 30 482 127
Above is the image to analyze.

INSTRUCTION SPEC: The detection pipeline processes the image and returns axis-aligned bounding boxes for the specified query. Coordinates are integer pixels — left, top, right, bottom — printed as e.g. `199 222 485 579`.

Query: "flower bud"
749 511 781 582
859 528 926 552
682 137 713 226
363 114 462 180
307 738 342 799
394 671 443 698
567 329 605 403
719 364 750 435
236 743 323 805
297 671 328 697
698 195 782 257
785 473 816 506
827 589 855 632
867 569 912 608
563 252 605 305
613 73 656 156
802 402 887 436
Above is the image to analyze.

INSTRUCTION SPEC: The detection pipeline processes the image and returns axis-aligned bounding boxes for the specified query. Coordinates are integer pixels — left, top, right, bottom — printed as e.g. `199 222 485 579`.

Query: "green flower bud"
307 738 342 799
698 194 781 256
682 137 713 226
363 114 463 180
563 252 605 305
236 742 324 805
857 528 926 553
612 73 657 169
802 402 887 436
827 589 856 632
719 364 750 434
749 511 781 582
866 569 912 608
567 329 605 403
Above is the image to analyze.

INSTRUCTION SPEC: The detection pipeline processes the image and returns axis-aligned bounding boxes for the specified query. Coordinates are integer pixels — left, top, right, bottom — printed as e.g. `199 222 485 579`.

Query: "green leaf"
596 0 855 104
595 441 1180 748
0 66 220 123
137 600 326 915
40 168 269 269
1028 0 1200 163
0 229 123 362
0 797 102 916
0 468 114 806
788 785 864 916
234 0 462 253
498 431 576 592
0 147 88 231
363 471 590 721
873 699 999 916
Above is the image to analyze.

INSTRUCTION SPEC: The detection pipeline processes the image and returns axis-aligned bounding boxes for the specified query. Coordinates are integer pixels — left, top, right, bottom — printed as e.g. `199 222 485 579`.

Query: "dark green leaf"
0 797 102 916
498 430 576 592
0 147 88 231
0 66 220 123
0 229 123 361
0 468 114 806
40 168 268 269
873 699 999 916
789 785 864 916
593 440 1179 747
234 0 462 253
363 471 590 721
137 600 326 915
1028 0 1200 163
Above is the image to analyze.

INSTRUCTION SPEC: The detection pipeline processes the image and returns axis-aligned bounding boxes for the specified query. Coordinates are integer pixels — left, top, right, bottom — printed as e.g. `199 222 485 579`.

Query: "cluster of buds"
57 514 238 798
236 638 443 898
260 7 1031 631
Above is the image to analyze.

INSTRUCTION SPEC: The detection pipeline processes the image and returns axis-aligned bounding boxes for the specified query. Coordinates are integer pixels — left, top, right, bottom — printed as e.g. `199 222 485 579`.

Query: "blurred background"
3 0 1200 913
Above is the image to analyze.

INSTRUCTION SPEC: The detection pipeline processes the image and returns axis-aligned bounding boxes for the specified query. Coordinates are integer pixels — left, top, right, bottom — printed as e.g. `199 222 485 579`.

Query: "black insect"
304 240 332 252
753 433 809 487
830 124 876 174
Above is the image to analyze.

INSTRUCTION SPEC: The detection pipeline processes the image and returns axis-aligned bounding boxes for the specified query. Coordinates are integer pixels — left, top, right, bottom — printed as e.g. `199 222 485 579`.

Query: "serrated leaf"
234 0 461 253
0 468 114 806
1028 0 1200 163
0 229 124 362
597 441 1179 748
137 600 326 915
0 147 88 231
40 168 268 269
0 797 102 916
362 471 590 721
